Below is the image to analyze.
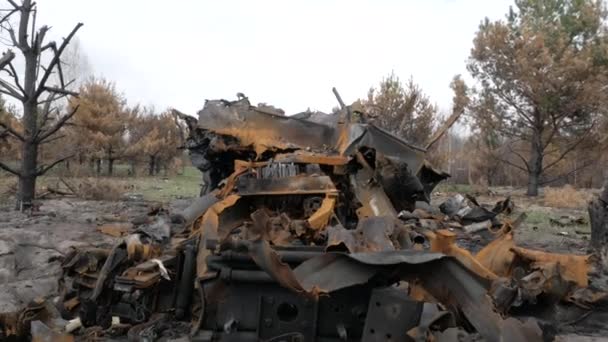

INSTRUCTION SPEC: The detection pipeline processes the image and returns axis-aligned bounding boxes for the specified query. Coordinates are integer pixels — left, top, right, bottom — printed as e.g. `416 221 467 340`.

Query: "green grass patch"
518 208 589 243
435 183 473 194
525 210 551 226
132 166 201 202
0 166 202 204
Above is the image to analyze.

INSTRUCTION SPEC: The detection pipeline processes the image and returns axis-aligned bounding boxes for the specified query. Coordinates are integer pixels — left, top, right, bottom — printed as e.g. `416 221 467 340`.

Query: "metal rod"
332 87 351 123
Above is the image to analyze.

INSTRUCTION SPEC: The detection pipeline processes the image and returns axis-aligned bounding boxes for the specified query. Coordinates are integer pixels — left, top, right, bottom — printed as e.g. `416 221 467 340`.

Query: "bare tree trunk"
155 158 161 176
16 138 37 210
129 159 136 177
16 46 39 209
107 148 113 176
148 155 155 176
526 131 543 196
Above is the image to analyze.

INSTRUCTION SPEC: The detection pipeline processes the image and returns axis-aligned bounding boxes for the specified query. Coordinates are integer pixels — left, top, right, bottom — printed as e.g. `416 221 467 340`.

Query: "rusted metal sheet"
340 123 426 172
307 195 336 230
426 229 498 281
476 229 517 276
197 97 426 171
325 216 409 253
511 246 591 287
274 151 350 166
290 251 541 341
197 99 338 155
351 152 398 218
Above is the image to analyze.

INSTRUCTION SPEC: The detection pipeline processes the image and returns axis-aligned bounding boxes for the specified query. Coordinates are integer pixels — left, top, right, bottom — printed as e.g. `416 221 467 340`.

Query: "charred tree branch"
0 8 18 25
40 133 64 144
425 109 463 150
36 154 73 176
43 86 78 97
6 0 20 10
507 144 530 171
493 88 535 127
0 77 24 100
0 160 20 176
6 61 24 93
492 155 528 172
36 104 79 143
38 92 58 131
0 121 24 141
542 124 595 172
0 50 15 69
34 25 49 53
16 0 32 51
539 161 595 186
6 26 19 48
35 22 83 98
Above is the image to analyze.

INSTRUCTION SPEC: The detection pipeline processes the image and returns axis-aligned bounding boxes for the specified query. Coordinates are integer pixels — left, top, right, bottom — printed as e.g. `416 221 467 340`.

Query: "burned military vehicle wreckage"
51 95 608 341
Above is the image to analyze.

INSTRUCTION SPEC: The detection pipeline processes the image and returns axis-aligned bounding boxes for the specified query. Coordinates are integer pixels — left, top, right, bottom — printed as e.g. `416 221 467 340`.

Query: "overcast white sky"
34 0 514 116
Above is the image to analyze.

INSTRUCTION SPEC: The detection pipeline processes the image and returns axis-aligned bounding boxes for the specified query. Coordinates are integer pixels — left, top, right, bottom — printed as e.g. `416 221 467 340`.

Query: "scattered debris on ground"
2 95 607 341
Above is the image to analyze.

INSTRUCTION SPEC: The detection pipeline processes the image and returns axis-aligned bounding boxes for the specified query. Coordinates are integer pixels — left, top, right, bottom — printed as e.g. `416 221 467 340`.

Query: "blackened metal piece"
91 243 128 300
179 191 221 227
199 241 378 342
417 162 450 201
236 175 338 196
200 279 374 342
258 290 317 341
375 154 426 211
175 244 196 319
110 296 150 324
361 287 423 342
209 248 326 266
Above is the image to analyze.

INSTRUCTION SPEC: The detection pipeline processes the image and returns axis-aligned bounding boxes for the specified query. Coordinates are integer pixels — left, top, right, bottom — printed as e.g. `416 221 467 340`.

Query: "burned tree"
0 0 82 209
125 107 183 176
467 0 608 196
68 77 127 176
363 73 437 147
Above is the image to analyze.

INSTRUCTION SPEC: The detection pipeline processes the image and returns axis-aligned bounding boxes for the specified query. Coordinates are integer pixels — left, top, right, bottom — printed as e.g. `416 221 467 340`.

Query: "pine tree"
467 0 608 195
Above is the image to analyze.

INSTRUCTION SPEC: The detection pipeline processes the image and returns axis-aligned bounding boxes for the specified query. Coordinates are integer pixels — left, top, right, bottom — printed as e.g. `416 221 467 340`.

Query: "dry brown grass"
0 177 17 205
76 178 130 201
543 185 590 209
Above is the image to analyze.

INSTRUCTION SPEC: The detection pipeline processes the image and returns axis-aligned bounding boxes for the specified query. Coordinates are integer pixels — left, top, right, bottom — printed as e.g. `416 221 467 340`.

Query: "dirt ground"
0 197 192 315
433 185 596 255
0 185 603 339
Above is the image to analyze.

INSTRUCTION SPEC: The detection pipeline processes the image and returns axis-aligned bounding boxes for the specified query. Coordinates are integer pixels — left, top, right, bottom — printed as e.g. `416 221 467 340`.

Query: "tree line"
361 0 608 196
66 78 184 177
1 77 185 178
2 0 608 210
